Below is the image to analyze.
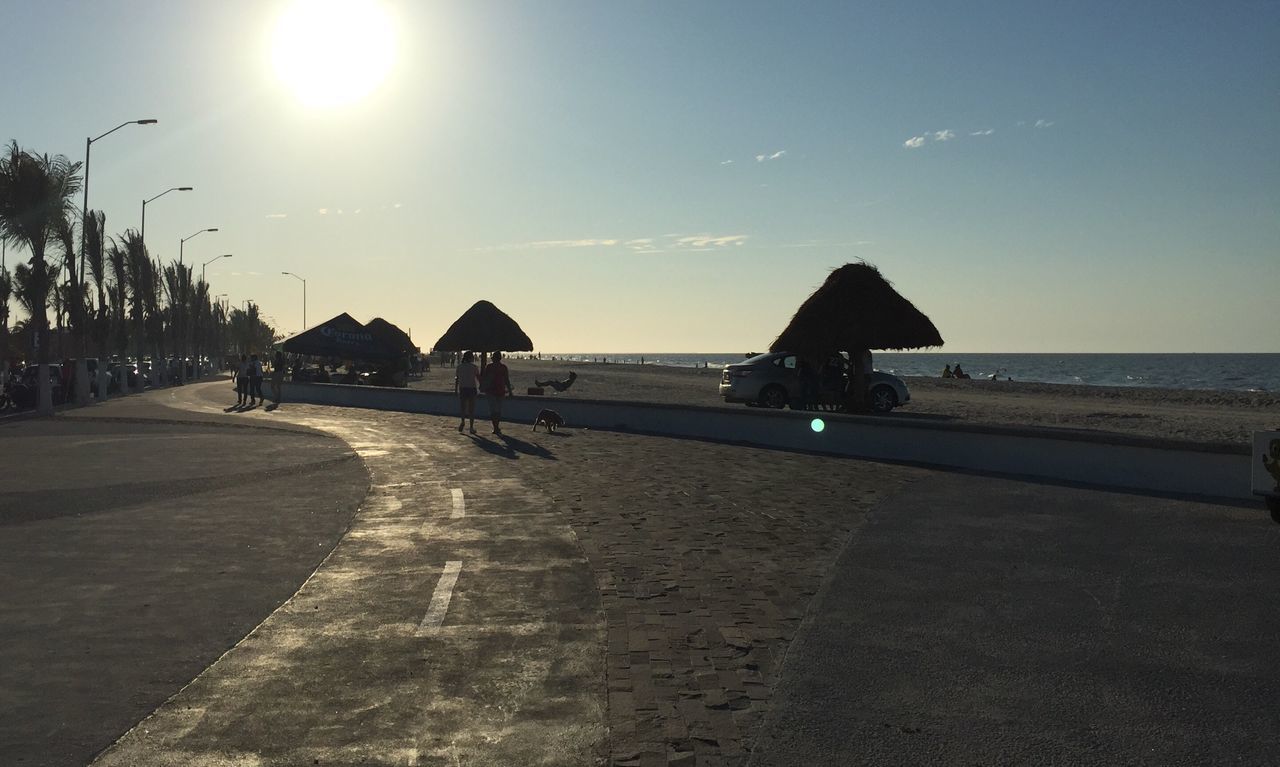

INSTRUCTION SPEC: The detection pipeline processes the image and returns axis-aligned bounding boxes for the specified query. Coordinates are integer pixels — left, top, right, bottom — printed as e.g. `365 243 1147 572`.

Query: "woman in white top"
454 350 480 433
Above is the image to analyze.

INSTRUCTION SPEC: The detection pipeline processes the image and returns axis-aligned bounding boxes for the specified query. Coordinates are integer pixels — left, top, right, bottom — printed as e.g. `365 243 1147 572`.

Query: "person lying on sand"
534 371 578 392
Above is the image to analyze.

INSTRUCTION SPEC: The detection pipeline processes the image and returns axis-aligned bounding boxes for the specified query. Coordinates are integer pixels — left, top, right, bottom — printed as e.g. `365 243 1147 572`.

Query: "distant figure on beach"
235 354 249 406
483 351 514 435
953 364 970 380
455 350 479 434
270 351 286 406
942 364 954 378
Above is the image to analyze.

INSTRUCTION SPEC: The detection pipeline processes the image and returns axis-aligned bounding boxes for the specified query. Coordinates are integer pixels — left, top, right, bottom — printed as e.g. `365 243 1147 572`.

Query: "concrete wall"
279 382 1253 501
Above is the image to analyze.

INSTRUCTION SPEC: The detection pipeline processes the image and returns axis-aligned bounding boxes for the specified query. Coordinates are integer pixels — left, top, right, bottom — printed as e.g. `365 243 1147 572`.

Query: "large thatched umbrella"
433 300 534 354
770 263 943 411
365 317 418 354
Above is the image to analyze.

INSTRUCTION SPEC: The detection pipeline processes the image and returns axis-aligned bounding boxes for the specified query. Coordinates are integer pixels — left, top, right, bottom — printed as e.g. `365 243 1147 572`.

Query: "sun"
271 0 396 108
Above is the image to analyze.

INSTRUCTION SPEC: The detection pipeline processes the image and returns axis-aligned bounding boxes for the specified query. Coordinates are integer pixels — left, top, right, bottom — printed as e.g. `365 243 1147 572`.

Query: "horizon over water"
541 353 1280 392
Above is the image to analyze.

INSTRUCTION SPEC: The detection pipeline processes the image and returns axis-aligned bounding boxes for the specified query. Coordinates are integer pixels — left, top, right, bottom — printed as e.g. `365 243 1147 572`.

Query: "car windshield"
740 352 780 365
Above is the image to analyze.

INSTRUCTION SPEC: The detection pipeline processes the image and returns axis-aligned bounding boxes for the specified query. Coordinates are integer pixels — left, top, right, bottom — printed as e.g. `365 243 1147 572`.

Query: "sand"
409 358 1280 448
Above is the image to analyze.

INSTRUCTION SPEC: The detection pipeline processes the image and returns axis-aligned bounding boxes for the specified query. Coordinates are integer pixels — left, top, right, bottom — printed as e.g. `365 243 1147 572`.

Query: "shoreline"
411 358 1279 447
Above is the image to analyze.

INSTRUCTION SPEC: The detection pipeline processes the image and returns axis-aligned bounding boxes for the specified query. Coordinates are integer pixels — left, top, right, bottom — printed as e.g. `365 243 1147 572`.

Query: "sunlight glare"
271 0 396 108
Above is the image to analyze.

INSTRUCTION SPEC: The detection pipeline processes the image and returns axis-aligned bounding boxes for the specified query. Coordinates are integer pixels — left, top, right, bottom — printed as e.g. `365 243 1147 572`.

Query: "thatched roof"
770 263 943 355
365 317 418 353
433 300 534 352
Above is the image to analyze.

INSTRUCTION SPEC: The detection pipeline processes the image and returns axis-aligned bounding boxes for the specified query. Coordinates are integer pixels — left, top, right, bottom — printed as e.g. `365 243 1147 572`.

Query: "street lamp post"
195 254 232 380
76 118 157 402
180 227 218 266
138 187 191 387
282 272 307 330
139 186 193 256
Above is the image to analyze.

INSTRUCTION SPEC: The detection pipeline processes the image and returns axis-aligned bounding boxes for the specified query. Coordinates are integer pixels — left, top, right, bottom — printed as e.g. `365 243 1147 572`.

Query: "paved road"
0 404 367 767
750 473 1280 766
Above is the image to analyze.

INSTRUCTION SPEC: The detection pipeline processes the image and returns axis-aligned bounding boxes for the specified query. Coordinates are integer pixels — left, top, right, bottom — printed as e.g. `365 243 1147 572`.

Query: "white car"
719 351 910 413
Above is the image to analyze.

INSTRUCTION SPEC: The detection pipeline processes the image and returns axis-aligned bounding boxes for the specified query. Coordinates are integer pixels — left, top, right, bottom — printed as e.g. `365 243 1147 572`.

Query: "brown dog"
532 408 564 432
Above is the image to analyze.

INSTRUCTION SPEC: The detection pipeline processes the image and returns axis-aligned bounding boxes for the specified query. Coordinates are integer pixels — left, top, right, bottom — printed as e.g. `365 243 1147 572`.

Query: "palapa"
365 317 418 354
770 262 943 355
771 263 942 411
433 300 534 353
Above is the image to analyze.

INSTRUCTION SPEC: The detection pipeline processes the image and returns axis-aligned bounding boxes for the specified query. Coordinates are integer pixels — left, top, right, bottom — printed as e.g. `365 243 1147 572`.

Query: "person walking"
235 354 249 406
455 351 480 433
270 350 286 406
249 353 265 405
483 350 513 435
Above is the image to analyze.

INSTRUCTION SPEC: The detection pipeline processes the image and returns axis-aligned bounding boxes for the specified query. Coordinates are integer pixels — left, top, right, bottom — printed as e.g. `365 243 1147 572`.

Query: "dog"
532 408 564 432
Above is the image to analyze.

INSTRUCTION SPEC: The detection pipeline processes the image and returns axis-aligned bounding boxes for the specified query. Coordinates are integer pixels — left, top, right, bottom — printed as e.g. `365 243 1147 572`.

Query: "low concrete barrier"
279 382 1252 501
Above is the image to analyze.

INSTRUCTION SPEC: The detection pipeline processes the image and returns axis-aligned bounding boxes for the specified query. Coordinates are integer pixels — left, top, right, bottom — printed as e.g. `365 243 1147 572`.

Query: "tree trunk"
848 348 870 413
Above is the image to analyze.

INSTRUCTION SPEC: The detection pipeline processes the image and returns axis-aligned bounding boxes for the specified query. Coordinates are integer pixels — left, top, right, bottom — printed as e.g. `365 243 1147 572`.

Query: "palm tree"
0 142 83 414
1 242 12 369
107 236 128 358
84 210 108 355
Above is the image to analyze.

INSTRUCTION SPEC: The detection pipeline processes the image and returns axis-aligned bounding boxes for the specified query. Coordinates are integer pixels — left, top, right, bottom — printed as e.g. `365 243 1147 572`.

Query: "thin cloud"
933 130 955 142
675 234 748 247
720 160 734 165
265 213 287 219
903 136 926 149
969 129 995 136
755 150 787 162
317 208 328 215
1035 119 1054 128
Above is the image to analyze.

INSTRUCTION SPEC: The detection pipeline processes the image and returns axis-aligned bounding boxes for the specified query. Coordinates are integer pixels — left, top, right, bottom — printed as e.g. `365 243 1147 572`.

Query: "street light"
282 271 307 330
79 119 157 306
180 227 218 266
139 186 193 255
202 254 233 285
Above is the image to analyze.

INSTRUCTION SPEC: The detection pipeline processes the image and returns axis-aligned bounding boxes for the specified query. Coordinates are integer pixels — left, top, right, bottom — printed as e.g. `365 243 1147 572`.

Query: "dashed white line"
416 561 463 635
451 488 466 519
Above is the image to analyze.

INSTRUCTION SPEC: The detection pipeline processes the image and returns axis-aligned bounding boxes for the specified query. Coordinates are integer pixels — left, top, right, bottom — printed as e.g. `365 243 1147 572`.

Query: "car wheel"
869 385 898 413
760 385 789 409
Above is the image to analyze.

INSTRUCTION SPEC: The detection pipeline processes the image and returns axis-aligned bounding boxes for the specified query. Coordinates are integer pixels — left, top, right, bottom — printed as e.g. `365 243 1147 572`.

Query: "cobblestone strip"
512 431 923 766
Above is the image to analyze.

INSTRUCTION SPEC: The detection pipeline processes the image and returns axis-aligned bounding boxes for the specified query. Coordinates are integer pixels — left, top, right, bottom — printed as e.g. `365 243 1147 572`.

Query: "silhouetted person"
483 350 513 435
534 371 577 392
270 350 286 405
249 354 264 405
953 363 970 380
235 355 249 406
942 364 953 378
455 351 479 434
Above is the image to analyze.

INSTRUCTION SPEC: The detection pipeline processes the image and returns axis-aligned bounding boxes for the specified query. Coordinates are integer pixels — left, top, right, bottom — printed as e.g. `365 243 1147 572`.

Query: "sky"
2 0 1277 353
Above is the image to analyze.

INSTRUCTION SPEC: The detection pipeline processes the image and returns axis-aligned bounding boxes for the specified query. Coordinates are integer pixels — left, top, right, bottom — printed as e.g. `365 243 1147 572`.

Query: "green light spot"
810 418 825 433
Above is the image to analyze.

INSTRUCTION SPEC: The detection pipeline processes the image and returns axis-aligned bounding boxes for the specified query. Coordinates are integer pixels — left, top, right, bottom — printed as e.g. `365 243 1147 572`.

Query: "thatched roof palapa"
365 317 418 354
770 263 943 356
433 300 534 352
280 312 398 359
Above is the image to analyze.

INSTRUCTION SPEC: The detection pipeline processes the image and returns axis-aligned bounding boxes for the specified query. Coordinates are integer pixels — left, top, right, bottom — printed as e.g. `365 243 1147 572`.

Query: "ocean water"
542 353 1280 392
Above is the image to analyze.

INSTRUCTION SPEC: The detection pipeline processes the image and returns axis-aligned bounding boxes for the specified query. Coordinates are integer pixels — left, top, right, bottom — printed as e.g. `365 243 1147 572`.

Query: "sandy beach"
411 358 1280 448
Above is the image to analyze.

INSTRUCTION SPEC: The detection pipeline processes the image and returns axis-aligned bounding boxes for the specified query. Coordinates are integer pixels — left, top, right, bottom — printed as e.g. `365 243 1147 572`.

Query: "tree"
0 142 83 414
84 210 108 355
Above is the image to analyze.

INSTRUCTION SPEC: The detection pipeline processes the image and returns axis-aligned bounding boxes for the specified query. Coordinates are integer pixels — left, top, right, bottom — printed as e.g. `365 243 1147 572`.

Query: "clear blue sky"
3 0 1277 352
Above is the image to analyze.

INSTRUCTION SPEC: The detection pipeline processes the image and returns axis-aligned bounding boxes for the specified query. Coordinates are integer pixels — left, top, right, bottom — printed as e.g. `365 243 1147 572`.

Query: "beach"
412 358 1280 447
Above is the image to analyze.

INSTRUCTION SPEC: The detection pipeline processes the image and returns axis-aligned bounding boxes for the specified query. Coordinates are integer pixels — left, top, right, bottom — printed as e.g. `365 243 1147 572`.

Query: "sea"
540 353 1280 393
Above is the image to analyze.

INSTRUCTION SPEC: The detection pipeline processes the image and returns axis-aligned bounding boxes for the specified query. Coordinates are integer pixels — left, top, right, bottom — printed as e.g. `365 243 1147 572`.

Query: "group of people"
941 363 971 380
453 350 514 435
233 351 287 408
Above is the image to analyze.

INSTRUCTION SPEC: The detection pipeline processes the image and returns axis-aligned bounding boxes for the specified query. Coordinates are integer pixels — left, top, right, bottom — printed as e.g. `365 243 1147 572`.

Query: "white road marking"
405 442 430 459
451 488 466 519
417 561 463 635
